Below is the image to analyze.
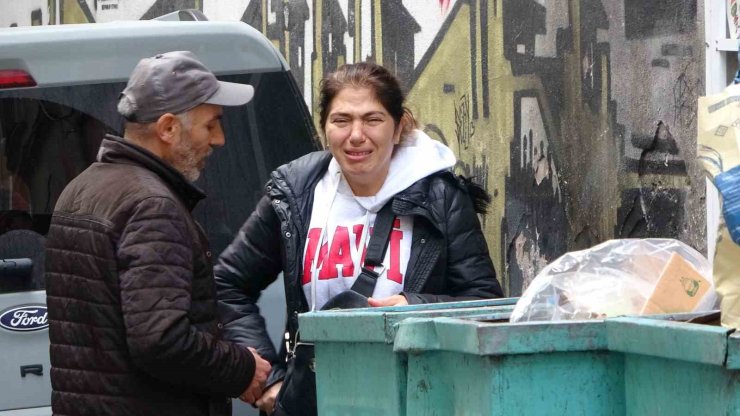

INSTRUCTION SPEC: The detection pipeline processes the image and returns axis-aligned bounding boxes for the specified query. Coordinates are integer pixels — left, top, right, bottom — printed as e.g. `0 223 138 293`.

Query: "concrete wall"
0 0 707 295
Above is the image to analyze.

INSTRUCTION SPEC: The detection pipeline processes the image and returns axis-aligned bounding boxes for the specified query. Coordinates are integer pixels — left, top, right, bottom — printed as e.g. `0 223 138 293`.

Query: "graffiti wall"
0 0 706 295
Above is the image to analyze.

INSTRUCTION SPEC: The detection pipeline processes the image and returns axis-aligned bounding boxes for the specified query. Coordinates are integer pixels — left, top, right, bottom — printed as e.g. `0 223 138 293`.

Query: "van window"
0 71 317 294
0 94 114 295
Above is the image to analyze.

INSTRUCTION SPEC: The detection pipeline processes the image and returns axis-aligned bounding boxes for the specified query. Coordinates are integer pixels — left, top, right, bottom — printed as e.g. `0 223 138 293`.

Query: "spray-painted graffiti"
1 0 706 295
454 94 474 151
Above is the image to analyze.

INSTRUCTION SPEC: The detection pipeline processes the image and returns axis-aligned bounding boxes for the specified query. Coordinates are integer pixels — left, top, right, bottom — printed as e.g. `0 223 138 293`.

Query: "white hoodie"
302 130 456 310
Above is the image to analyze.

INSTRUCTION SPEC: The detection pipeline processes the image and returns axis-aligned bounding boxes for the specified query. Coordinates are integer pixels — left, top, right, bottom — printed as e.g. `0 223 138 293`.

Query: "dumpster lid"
607 316 732 366
393 317 608 355
728 331 740 370
299 298 517 344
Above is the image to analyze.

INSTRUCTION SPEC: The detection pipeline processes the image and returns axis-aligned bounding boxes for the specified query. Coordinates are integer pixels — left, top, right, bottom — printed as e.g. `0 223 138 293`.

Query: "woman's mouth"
345 150 371 160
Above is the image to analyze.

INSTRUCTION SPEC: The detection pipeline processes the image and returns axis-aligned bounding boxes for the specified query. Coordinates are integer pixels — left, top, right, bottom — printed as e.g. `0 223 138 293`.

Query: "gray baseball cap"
118 50 254 122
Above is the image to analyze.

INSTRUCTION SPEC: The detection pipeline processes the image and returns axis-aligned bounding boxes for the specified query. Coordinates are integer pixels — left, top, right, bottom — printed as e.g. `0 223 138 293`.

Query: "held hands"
367 294 408 307
238 296 407 413
256 381 283 414
239 347 272 405
239 296 407 411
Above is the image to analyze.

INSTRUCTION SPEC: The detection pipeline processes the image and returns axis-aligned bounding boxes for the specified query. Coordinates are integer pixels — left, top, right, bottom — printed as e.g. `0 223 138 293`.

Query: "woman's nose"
349 120 364 143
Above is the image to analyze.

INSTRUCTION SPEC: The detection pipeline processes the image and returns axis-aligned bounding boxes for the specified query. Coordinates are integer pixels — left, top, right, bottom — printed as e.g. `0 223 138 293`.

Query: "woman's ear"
393 117 406 145
154 113 180 144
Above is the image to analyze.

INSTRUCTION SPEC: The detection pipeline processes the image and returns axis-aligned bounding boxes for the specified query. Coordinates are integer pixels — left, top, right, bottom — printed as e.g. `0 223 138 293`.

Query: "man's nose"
211 122 225 148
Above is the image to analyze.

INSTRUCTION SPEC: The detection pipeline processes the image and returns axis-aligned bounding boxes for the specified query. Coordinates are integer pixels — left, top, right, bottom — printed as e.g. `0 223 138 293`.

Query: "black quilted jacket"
215 151 503 386
45 136 254 416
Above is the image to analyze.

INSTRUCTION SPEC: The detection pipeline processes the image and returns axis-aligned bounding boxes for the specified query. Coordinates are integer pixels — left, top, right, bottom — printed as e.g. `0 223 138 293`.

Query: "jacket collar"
270 150 443 230
270 150 437 208
98 134 206 211
269 151 333 199
392 175 440 228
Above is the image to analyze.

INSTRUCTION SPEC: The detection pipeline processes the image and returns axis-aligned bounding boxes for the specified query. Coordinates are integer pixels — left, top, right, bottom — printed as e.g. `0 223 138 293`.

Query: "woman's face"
324 87 402 196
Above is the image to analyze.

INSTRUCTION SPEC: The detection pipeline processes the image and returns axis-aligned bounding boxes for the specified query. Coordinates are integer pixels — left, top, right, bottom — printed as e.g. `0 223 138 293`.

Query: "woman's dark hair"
458 176 491 214
318 62 417 139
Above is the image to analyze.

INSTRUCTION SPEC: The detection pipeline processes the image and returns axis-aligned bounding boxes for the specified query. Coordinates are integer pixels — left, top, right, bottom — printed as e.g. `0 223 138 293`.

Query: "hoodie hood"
327 129 456 212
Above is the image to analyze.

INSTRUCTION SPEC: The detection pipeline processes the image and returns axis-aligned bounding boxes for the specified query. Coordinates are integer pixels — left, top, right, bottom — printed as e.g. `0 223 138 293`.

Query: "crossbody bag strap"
350 200 396 297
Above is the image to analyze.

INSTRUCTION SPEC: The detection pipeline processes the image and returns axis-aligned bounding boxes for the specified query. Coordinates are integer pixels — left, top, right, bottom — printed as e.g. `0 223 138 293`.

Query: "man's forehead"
193 103 223 119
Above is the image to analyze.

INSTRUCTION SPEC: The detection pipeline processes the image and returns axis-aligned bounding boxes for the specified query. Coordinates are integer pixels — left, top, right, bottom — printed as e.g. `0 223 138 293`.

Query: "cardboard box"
641 252 711 315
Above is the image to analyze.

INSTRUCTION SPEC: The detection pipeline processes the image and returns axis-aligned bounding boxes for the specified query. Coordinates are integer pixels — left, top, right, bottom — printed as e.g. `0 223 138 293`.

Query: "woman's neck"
347 181 380 197
344 169 389 197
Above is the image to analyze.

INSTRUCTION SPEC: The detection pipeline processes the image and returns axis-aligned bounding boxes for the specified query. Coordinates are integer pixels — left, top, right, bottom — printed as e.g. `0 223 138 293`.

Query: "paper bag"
697 83 740 328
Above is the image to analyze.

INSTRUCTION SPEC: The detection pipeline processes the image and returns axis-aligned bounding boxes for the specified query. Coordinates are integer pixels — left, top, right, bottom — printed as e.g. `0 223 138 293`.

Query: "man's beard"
169 130 212 182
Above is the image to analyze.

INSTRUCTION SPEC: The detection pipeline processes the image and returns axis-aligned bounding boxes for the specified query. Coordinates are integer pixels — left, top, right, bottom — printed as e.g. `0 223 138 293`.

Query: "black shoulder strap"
350 200 396 297
364 200 395 266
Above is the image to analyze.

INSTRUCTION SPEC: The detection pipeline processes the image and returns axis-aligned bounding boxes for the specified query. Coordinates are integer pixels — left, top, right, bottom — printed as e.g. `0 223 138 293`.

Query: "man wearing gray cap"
45 51 270 416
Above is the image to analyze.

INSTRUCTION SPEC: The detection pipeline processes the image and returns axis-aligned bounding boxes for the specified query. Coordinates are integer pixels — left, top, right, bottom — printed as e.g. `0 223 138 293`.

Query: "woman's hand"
255 381 282 414
367 294 408 307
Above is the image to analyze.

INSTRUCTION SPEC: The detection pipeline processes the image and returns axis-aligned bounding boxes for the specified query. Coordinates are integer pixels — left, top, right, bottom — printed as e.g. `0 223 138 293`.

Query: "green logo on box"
680 277 701 297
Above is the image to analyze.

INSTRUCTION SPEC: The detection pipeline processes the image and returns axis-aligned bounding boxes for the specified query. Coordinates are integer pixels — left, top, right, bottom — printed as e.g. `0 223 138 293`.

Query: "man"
45 51 270 416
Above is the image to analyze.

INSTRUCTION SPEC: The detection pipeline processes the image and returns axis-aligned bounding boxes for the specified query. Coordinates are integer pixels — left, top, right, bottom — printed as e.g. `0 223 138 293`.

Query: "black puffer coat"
45 136 254 416
215 151 503 385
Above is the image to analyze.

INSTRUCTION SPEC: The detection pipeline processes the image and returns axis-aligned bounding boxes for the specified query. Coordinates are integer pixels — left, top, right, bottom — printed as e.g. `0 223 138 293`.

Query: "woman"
215 62 503 415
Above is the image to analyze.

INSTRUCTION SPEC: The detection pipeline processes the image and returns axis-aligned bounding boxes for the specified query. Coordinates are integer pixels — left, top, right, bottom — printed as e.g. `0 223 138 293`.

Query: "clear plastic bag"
510 239 716 322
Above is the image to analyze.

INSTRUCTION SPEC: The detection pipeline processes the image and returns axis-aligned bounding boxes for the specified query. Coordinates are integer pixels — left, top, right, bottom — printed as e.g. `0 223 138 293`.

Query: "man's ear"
155 113 180 144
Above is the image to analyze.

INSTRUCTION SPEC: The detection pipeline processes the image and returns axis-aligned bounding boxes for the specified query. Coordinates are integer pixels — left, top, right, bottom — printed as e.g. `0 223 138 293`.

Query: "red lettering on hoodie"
353 224 364 249
388 219 403 283
360 226 374 272
303 219 405 285
322 226 353 279
302 228 322 285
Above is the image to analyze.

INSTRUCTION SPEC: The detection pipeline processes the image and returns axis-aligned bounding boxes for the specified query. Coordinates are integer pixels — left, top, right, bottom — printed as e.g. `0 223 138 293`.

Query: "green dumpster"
298 298 517 416
394 314 736 416
395 317 623 416
606 317 738 416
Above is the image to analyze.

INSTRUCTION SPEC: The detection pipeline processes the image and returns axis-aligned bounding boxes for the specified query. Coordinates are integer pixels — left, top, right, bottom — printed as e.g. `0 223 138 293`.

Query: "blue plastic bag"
716 165 740 244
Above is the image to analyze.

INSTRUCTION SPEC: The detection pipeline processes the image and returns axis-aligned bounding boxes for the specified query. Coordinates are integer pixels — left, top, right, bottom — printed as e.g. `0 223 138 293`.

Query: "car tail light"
0 69 37 89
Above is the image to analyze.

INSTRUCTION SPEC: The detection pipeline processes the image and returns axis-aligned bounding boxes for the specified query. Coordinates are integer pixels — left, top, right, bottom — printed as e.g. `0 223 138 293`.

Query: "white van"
0 15 317 416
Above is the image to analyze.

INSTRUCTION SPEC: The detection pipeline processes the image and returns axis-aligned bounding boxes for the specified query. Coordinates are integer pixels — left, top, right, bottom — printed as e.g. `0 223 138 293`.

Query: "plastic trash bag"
510 239 716 323
715 165 740 244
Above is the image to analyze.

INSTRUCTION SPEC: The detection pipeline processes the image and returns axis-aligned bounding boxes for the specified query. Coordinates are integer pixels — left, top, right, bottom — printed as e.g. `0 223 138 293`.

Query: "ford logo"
0 305 49 332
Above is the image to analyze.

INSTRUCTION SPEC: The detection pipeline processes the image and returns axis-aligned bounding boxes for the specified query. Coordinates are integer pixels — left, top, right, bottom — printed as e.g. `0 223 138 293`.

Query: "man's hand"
239 347 271 405
256 381 283 414
367 294 408 307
